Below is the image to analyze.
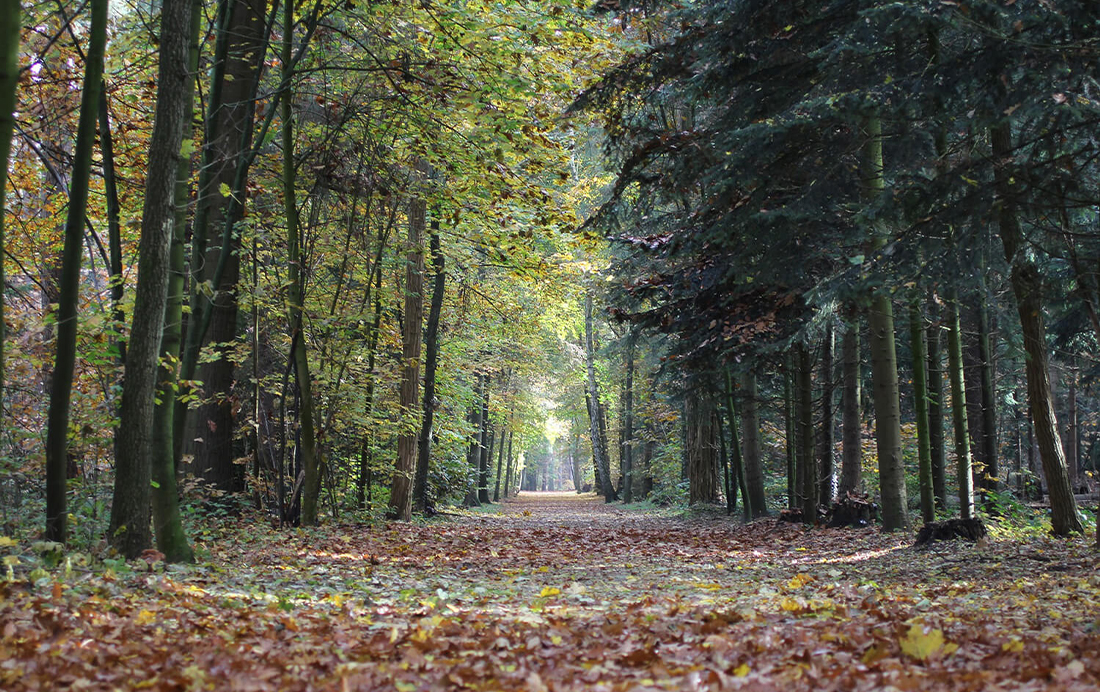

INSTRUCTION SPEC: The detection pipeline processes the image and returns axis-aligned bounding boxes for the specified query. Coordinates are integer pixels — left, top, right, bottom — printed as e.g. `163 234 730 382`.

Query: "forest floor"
2 492 1100 691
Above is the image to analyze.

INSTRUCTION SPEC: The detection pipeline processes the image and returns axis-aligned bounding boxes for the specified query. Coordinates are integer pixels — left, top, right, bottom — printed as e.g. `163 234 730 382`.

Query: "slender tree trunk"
45 0 107 543
388 160 428 521
181 0 270 491
818 325 835 506
476 379 492 504
926 314 947 509
785 361 798 509
991 123 1082 535
99 88 126 367
798 344 816 523
356 220 388 510
0 0 20 427
585 293 617 501
464 374 484 507
109 0 193 558
151 0 203 563
862 115 908 531
978 295 998 498
741 371 767 517
413 221 444 514
948 292 975 520
910 302 935 524
1065 366 1078 492
839 317 862 497
282 13 324 526
716 404 735 516
494 411 510 502
622 333 635 503
724 371 751 521
503 428 515 499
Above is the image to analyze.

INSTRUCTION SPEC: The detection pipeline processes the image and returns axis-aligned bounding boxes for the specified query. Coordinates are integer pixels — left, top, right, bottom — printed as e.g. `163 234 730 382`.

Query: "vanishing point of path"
2 492 1099 690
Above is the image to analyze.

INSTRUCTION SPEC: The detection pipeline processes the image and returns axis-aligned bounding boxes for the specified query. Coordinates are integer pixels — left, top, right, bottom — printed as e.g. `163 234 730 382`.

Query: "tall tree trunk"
948 292 975 520
798 344 816 523
494 411 510 502
388 161 428 521
151 0 203 563
45 0 107 543
585 392 602 494
464 374 484 507
503 428 515 499
585 293 617 501
785 361 798 509
741 370 768 517
978 295 998 499
109 0 193 558
476 380 492 504
413 221 444 514
839 317 862 497
0 0 19 427
622 333 635 503
862 115 908 531
991 122 1082 535
686 393 719 505
926 313 947 509
909 302 935 524
1065 367 1078 492
818 325 835 506
99 88 126 367
724 370 751 521
282 13 324 526
181 0 270 492
355 219 388 510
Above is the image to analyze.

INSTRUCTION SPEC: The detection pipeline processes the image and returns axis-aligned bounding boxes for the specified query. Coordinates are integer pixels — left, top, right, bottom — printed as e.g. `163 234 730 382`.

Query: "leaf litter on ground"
2 491 1100 690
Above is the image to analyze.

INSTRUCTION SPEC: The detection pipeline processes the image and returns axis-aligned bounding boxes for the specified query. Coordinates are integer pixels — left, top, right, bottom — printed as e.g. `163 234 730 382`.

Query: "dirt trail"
2 492 1099 691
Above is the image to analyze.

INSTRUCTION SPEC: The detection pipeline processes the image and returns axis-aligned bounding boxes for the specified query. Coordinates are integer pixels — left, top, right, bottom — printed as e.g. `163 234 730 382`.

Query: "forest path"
3 494 1100 691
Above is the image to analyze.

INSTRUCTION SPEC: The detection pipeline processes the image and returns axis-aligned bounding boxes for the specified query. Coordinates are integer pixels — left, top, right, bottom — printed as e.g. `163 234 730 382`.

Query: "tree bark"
926 313 947 509
0 0 19 430
798 344 816 523
686 393 719 505
948 292 975 520
839 316 863 497
622 333 635 503
181 0 270 492
585 292 617 501
413 221 444 514
862 114 908 531
978 294 998 497
388 160 428 521
45 0 107 543
909 302 935 524
741 371 768 517
817 325 835 506
109 0 193 558
785 361 797 508
477 380 492 504
991 122 1082 535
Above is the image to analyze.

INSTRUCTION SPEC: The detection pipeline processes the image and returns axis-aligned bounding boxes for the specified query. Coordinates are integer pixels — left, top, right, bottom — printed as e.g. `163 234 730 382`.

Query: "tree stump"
914 517 988 546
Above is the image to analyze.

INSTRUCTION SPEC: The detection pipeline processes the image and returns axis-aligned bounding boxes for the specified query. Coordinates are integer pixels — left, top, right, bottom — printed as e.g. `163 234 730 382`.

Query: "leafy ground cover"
2 492 1099 691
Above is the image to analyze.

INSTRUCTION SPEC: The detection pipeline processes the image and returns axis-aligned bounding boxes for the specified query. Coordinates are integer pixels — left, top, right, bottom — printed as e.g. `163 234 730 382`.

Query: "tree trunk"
622 333 635 503
863 115 908 531
785 361 797 508
355 221 388 510
839 316 862 497
948 292 975 520
798 344 816 524
909 302 935 524
0 0 19 427
151 0 203 563
926 313 947 510
464 374 484 507
741 371 768 517
388 160 428 521
494 411 510 501
1065 367 1078 492
109 0 193 558
45 0 107 543
413 221 444 514
724 371 751 521
991 122 1082 535
818 324 835 506
585 293 617 501
686 393 719 505
181 0 269 492
978 294 998 497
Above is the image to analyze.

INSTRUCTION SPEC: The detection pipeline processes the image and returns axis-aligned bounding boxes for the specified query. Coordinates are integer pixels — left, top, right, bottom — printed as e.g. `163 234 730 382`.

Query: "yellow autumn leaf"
539 587 560 598
135 609 156 625
3 555 20 567
900 624 945 661
779 597 802 612
733 663 750 677
0 536 16 548
1002 638 1024 653
787 573 813 589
